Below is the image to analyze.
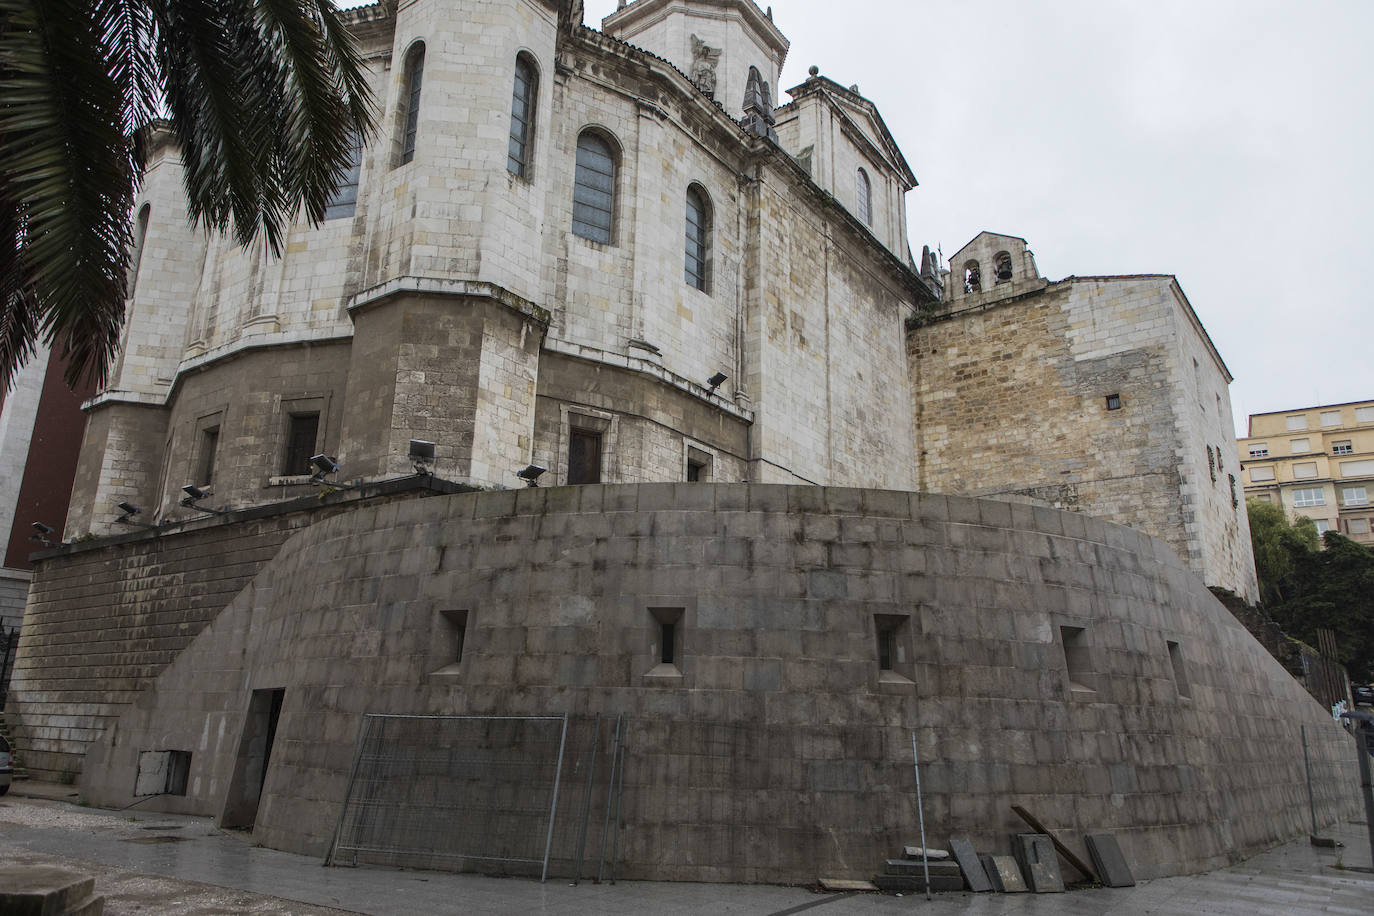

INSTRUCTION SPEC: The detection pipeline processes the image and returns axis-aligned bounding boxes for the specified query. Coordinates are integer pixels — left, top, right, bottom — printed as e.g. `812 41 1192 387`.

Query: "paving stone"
1012 833 1064 893
1084 832 1136 887
948 837 993 892
817 878 876 892
981 854 1027 893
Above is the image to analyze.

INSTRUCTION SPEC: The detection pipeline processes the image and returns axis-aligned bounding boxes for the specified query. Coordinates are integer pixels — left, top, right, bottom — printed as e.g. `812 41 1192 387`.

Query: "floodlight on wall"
706 371 728 392
515 464 547 487
180 484 227 515
409 439 436 475
115 502 155 527
30 521 57 547
308 454 357 491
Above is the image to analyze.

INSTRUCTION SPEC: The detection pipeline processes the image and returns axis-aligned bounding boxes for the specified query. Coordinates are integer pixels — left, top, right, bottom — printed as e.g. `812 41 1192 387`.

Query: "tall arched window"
856 168 871 225
324 132 364 219
572 131 615 244
508 54 537 178
128 203 151 297
685 185 710 291
399 42 425 165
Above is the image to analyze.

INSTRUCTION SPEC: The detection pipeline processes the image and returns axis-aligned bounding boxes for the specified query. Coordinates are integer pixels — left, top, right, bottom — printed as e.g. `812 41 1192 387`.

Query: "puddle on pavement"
124 835 189 844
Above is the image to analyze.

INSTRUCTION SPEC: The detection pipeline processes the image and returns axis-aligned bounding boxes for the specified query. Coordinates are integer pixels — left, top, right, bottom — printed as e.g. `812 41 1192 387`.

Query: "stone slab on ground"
902 845 950 859
1084 833 1136 887
883 859 961 878
981 855 1027 893
0 865 103 915
949 837 993 892
818 878 877 892
871 873 965 893
1012 833 1064 893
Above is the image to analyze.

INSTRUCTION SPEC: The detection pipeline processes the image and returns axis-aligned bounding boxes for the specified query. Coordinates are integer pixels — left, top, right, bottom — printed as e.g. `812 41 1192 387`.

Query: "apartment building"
1238 400 1374 544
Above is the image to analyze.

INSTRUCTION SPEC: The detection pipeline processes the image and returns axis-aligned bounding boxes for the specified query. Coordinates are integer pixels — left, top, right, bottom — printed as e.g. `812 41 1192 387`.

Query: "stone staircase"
0 866 105 915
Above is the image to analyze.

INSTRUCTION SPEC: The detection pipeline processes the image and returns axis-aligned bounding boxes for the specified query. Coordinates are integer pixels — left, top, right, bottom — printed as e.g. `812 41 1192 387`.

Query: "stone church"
8 0 1344 887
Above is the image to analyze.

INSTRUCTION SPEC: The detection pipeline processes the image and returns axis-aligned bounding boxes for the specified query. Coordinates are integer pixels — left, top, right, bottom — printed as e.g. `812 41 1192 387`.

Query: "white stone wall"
0 346 48 556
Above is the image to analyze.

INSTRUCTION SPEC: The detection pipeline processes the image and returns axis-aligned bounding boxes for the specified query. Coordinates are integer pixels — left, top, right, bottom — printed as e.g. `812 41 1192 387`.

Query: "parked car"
0 734 11 795
1354 684 1374 707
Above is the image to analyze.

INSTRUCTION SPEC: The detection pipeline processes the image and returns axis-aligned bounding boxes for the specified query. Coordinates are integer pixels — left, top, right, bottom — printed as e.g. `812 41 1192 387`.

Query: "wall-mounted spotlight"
409 439 436 475
515 464 547 487
180 484 227 515
30 521 57 547
115 502 157 528
706 371 728 392
309 454 357 491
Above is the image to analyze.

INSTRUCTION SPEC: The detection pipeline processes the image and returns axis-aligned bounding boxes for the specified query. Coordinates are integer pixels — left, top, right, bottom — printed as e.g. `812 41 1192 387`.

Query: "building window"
1254 492 1273 502
430 609 469 677
648 607 684 676
1321 410 1342 427
399 42 425 165
1333 440 1353 455
508 54 537 177
1166 640 1191 699
874 613 914 684
572 130 616 243
1249 466 1275 482
1059 625 1095 693
856 168 871 225
135 749 191 797
685 184 710 291
963 260 981 293
567 428 602 484
1314 519 1332 535
1348 518 1370 535
1343 486 1368 506
994 250 1013 283
129 203 151 296
324 132 364 220
1105 393 1122 411
685 445 712 482
1290 438 1310 453
1292 487 1325 507
1286 414 1308 431
1358 406 1374 424
1292 461 1318 480
1249 443 1269 458
199 426 220 486
1206 445 1216 482
1340 458 1374 477
282 413 320 476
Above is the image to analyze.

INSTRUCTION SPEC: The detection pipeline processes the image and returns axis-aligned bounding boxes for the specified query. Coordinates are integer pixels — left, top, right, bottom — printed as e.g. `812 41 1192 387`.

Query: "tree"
0 0 375 391
1269 532 1374 683
1246 498 1318 605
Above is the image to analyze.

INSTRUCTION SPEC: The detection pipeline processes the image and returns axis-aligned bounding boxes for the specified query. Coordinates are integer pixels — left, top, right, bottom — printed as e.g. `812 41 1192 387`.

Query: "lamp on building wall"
515 464 546 487
309 454 358 491
180 484 227 515
115 502 156 528
29 521 58 547
706 372 728 392
409 439 436 475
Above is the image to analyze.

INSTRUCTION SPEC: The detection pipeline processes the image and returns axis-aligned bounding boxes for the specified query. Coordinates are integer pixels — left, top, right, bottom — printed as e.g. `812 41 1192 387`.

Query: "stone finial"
808 65 819 77
741 66 778 142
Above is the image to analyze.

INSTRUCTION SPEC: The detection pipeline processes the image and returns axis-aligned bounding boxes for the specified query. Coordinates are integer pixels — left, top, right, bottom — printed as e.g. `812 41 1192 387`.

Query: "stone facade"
910 233 1258 602
55 484 1357 883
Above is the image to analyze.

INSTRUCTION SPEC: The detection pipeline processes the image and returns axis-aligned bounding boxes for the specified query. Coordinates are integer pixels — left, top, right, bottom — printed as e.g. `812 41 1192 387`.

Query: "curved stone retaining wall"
76 484 1357 882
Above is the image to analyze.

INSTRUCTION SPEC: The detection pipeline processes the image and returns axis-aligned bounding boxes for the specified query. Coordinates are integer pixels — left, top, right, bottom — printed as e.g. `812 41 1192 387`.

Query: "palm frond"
94 0 161 171
0 0 132 389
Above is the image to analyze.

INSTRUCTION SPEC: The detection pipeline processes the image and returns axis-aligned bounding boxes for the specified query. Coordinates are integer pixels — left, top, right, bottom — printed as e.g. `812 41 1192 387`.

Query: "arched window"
572 131 616 244
399 42 425 165
856 168 871 225
685 185 710 291
963 260 981 293
324 132 364 219
128 203 151 297
994 250 1013 284
508 54 537 178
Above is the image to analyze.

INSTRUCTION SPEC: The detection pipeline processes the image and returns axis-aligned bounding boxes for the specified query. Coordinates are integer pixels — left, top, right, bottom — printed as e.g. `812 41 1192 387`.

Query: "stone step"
0 865 103 915
883 859 962 877
872 873 965 893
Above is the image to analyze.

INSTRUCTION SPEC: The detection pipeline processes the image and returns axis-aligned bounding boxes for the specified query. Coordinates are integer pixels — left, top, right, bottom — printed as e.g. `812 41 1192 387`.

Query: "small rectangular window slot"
1167 640 1191 699
874 613 914 688
647 607 684 679
135 749 192 796
429 609 469 678
1060 625 1096 694
1105 393 1122 411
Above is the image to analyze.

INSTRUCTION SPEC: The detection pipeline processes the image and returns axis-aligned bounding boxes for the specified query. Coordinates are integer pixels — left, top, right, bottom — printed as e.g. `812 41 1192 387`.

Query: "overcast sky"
577 0 1374 437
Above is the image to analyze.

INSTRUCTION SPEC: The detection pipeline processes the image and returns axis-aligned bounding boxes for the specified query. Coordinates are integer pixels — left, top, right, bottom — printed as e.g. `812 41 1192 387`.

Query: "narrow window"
1166 640 1191 699
446 610 468 665
572 131 615 243
963 260 981 293
873 613 913 684
567 428 602 484
129 203 151 297
282 413 321 476
199 426 220 486
855 168 871 225
648 606 684 676
508 55 537 177
994 250 1013 283
1059 625 1094 693
399 43 425 165
1105 393 1122 411
685 185 710 291
324 132 364 219
430 610 469 677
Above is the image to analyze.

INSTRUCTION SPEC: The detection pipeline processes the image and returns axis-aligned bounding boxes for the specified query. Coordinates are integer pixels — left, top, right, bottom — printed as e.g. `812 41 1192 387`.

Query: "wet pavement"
1 782 1371 915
